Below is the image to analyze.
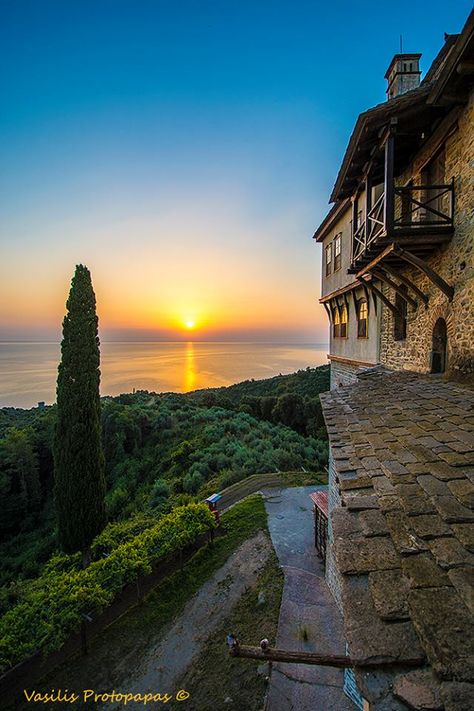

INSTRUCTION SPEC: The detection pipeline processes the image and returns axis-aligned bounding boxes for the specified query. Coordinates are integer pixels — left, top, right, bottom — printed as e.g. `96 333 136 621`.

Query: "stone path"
99 531 272 709
262 486 355 711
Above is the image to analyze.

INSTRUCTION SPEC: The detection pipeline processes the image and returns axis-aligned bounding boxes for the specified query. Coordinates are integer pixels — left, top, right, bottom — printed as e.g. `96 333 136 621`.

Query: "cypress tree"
54 265 106 562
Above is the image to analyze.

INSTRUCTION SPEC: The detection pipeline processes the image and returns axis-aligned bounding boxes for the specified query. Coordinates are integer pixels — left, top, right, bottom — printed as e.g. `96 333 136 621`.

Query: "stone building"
314 14 474 385
312 11 474 711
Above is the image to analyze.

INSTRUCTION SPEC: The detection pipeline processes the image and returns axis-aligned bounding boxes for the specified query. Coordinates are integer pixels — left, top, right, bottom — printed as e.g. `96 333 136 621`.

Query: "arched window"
394 287 408 341
340 304 348 338
333 307 340 338
357 299 368 338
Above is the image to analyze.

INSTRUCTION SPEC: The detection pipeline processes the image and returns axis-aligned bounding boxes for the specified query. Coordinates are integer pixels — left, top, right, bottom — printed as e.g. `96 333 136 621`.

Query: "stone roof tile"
321 371 474 710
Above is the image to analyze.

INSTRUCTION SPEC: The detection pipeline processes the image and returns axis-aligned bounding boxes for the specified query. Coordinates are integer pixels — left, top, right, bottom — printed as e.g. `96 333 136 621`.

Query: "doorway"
431 318 448 373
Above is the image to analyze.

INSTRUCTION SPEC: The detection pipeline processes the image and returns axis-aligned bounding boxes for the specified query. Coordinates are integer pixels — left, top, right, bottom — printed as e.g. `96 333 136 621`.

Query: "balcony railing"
393 183 454 228
351 181 454 268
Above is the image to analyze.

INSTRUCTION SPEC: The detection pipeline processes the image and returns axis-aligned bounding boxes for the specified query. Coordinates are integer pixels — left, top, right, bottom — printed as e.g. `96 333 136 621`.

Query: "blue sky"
0 0 471 341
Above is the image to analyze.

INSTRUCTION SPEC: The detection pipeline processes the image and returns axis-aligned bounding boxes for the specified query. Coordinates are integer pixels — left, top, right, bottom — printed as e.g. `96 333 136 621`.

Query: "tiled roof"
309 491 329 517
320 370 474 711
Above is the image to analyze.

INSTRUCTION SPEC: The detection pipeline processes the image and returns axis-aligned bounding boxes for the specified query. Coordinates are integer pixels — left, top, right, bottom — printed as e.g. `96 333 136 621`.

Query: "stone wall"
330 359 374 389
380 87 474 376
325 451 344 611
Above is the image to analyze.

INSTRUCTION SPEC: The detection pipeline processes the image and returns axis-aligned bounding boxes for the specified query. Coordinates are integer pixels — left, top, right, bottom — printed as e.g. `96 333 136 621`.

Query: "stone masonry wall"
325 450 344 612
380 87 474 376
330 360 365 389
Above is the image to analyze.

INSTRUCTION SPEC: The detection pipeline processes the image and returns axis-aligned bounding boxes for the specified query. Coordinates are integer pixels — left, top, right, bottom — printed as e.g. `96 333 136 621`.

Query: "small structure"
309 491 328 562
205 493 222 525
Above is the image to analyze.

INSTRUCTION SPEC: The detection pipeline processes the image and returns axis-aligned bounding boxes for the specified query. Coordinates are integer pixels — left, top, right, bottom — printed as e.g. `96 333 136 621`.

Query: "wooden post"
384 128 395 235
365 174 372 243
351 194 359 263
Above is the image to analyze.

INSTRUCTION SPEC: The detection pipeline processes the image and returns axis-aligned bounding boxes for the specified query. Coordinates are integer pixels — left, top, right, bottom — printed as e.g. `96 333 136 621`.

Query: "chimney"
385 54 422 100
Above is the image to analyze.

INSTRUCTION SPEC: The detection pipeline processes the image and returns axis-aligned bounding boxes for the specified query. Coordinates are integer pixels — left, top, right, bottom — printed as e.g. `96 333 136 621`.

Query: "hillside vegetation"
0 365 329 611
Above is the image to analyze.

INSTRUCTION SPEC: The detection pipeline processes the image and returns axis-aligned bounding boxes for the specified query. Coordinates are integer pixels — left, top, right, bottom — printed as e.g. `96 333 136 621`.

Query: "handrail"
351 182 455 266
394 182 454 227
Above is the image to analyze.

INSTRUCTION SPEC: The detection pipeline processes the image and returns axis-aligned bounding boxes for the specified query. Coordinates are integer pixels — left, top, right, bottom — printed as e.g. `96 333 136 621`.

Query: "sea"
0 342 329 409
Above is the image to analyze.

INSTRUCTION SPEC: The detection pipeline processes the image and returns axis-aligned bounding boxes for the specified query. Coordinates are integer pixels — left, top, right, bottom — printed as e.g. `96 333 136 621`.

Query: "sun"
184 319 196 330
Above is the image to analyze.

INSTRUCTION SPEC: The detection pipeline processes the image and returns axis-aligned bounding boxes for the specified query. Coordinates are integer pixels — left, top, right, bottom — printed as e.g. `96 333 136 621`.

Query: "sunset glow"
0 1 466 344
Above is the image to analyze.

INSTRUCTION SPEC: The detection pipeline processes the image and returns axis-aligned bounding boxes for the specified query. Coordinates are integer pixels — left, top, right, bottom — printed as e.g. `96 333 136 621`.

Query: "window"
334 233 342 271
325 243 332 276
333 307 340 338
394 288 408 341
340 303 348 338
357 298 368 338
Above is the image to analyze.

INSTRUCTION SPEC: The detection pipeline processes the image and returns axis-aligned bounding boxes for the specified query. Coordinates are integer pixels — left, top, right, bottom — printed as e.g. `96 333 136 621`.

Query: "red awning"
309 491 328 517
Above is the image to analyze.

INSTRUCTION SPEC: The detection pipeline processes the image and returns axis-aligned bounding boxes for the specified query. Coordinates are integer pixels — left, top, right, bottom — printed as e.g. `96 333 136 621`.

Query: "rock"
335 535 399 575
409 587 474 681
369 569 410 620
224 697 233 704
393 669 443 710
440 681 474 711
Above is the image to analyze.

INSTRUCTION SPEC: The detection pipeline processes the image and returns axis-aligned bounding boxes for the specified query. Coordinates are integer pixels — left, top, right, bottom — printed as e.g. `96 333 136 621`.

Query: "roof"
309 490 328 517
327 19 470 204
206 493 222 504
428 9 474 105
320 370 474 710
329 83 433 202
312 198 350 243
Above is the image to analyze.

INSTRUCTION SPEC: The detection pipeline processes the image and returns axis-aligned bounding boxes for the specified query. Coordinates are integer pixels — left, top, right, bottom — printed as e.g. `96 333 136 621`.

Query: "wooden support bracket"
323 301 332 323
394 247 454 301
355 243 396 279
358 277 403 317
380 263 429 308
372 268 418 310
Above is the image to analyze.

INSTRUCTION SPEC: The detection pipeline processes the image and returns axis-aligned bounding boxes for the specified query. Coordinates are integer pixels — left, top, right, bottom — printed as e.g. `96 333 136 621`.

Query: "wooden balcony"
350 181 454 272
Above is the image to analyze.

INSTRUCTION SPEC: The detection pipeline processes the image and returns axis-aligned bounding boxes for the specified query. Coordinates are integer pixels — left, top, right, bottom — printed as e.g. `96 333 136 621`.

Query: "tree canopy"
54 265 106 556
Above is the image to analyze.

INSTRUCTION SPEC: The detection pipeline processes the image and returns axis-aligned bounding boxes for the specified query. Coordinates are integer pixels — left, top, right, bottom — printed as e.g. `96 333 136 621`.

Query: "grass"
177 549 284 711
280 470 327 487
16 496 271 709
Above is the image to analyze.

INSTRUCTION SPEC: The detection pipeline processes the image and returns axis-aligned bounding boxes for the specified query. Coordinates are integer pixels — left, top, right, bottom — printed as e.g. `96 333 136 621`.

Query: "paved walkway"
263 486 355 711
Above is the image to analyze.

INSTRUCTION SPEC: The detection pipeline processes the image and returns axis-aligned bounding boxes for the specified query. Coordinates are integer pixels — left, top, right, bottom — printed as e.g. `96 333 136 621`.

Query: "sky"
0 0 471 343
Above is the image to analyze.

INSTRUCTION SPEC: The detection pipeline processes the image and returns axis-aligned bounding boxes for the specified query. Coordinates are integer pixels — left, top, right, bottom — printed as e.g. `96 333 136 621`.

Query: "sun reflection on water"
183 341 197 392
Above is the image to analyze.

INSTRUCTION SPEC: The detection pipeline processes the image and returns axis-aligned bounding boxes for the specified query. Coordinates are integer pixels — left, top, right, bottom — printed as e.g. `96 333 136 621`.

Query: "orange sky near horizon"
0 206 328 342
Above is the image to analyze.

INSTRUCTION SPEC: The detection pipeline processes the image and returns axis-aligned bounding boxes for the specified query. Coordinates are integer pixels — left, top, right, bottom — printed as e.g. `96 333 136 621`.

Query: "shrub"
0 504 215 671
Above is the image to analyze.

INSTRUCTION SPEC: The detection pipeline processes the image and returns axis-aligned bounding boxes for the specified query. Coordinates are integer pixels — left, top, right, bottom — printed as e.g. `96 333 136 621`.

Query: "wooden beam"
356 243 395 278
358 277 403 317
372 269 418 310
323 301 332 323
381 263 429 307
231 645 352 668
351 288 358 314
394 247 454 301
360 280 372 314
319 280 360 304
230 645 422 670
365 174 372 247
384 126 395 234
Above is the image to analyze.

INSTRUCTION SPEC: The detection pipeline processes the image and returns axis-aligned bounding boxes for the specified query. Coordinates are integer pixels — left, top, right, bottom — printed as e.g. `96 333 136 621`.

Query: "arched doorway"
431 318 448 373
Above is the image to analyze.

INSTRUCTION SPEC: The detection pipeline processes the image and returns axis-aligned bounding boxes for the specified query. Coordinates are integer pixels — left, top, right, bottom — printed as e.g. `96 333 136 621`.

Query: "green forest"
0 365 329 670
